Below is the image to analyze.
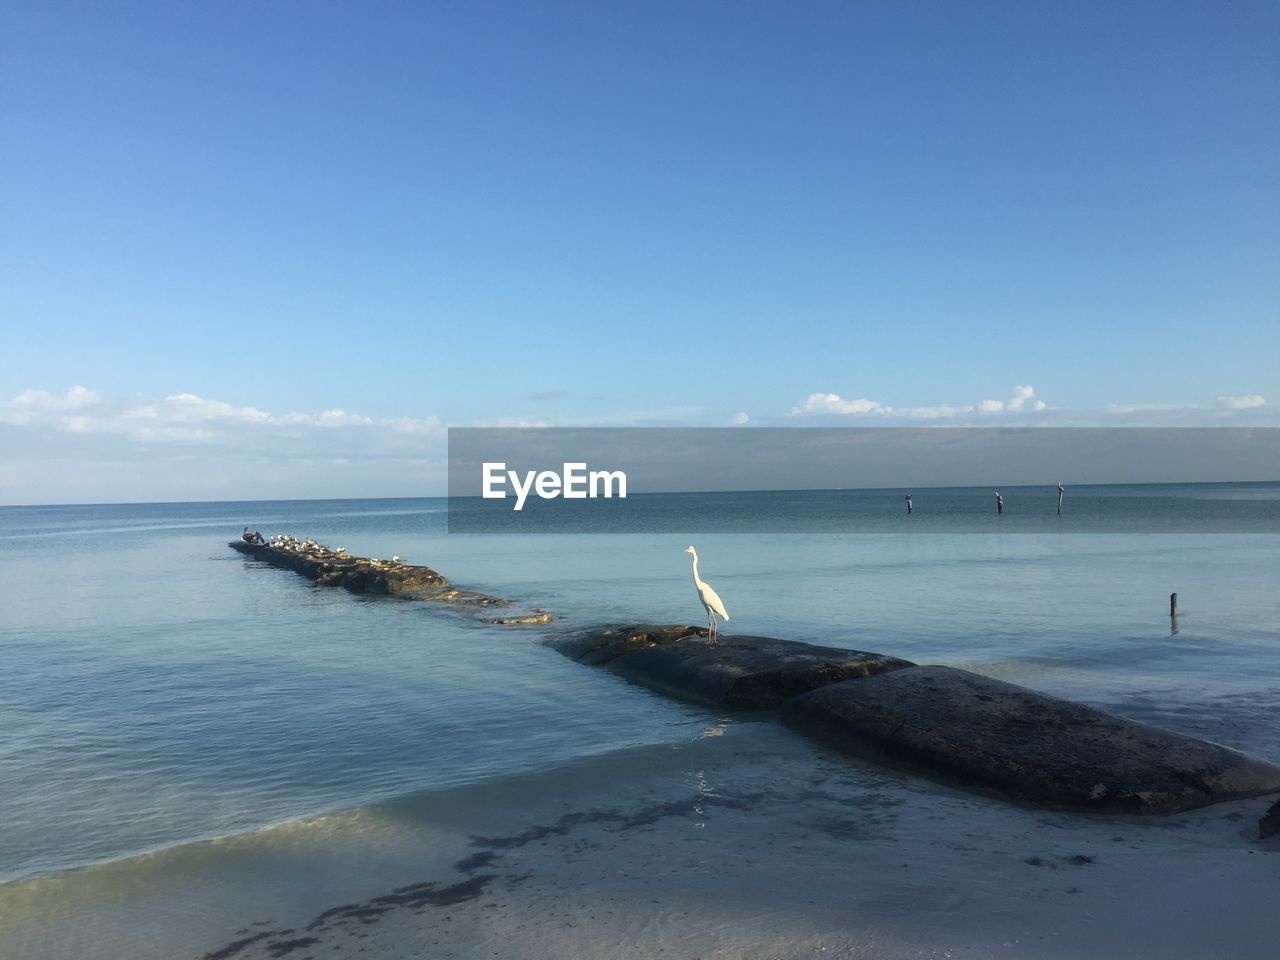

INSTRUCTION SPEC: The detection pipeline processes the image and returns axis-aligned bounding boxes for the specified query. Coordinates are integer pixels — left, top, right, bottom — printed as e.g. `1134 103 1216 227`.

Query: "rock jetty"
225 541 1280 817
550 624 1280 815
229 535 549 621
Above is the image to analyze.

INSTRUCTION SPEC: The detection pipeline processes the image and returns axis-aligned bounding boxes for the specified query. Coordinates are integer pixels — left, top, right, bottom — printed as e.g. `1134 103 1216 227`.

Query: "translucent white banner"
447 427 1280 533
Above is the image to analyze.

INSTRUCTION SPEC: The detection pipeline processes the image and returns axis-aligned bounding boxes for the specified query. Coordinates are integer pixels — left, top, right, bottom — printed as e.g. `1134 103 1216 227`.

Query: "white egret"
684 545 729 642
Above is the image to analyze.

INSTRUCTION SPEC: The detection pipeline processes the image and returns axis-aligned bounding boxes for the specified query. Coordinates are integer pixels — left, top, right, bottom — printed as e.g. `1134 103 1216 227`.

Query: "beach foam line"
0 721 734 890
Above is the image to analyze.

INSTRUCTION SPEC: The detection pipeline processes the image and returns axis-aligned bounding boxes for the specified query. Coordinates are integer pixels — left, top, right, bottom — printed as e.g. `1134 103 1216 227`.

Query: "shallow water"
1 491 1278 957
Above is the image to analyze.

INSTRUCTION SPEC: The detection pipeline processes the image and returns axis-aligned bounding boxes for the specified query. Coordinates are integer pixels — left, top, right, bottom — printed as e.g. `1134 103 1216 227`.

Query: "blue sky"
2 1 1277 503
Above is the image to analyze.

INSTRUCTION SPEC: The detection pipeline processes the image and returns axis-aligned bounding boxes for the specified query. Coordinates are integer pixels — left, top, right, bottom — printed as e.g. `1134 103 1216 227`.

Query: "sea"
2 484 1279 959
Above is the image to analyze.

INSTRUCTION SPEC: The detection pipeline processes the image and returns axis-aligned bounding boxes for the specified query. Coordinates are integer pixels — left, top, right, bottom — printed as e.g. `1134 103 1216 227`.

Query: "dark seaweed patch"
305 875 496 933
374 874 493 909
265 938 320 958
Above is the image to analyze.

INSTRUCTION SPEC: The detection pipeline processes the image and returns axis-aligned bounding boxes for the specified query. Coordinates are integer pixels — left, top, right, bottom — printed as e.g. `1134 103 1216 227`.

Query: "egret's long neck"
689 552 701 585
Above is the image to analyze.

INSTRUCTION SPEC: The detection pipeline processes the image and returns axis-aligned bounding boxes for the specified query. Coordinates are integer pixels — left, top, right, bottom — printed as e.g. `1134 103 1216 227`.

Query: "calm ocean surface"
2 484 1278 885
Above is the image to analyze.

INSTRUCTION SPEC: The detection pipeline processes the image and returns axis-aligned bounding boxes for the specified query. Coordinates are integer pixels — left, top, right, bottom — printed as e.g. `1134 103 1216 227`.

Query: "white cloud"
281 409 373 427
1006 384 1036 411
471 416 552 429
63 385 99 408
0 385 100 425
61 415 96 432
554 405 704 427
0 386 707 452
789 385 1049 421
1106 395 1264 416
730 411 750 425
976 385 1041 414
789 393 885 416
386 415 444 435
124 393 273 425
1106 402 1195 414
1219 394 1264 410
0 386 411 449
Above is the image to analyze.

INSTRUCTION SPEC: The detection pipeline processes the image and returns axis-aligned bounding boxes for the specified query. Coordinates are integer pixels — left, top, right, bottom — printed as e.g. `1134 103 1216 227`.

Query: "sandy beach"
5 721 1278 960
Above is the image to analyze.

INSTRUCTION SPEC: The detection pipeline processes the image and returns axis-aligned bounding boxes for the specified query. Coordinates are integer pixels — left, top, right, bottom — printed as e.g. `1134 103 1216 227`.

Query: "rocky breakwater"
549 624 1280 815
228 535 552 623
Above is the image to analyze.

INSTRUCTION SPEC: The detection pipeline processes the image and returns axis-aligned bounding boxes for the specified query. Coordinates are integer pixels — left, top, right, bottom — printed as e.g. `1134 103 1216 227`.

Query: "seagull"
684 545 729 643
391 555 401 563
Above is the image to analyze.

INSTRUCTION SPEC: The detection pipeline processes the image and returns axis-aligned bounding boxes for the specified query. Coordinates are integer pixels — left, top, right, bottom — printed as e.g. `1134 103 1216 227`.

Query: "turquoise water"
1 488 1278 886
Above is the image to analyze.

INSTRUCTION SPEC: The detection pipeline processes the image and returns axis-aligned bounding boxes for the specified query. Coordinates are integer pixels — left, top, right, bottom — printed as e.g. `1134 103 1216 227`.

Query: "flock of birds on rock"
249 529 729 640
264 533 411 569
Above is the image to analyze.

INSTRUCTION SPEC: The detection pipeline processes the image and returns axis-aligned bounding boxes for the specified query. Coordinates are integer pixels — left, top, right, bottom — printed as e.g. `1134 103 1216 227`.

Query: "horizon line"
4 478 1278 510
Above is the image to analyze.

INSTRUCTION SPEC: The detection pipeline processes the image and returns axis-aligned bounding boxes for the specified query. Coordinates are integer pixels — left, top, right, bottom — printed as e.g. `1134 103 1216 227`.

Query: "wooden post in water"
1170 592 1179 635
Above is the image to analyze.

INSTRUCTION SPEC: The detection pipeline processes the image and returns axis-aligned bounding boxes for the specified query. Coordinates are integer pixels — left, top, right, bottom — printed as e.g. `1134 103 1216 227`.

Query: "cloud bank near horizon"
0 386 442 442
0 383 1273 504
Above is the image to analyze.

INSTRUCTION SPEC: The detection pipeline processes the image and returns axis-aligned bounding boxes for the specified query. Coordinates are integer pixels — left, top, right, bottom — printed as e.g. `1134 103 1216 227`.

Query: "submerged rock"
484 611 554 625
782 666 1280 815
548 625 913 709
